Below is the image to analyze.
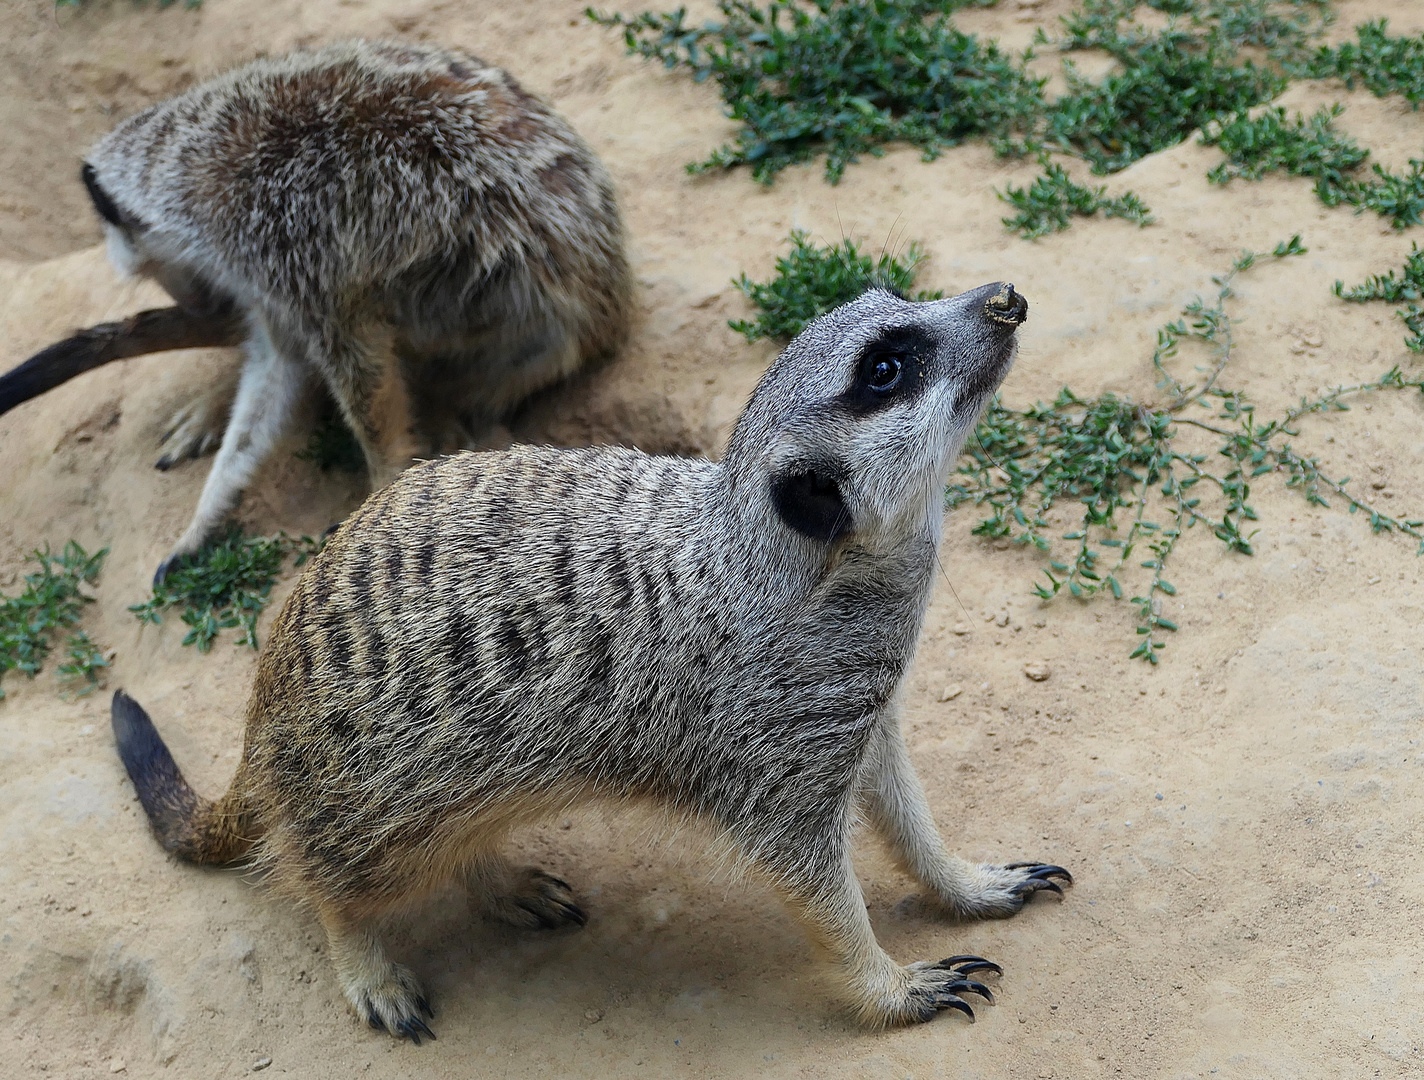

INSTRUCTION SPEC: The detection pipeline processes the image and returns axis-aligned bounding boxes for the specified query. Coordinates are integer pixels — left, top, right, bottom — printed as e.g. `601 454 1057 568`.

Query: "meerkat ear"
81 163 125 227
772 467 852 543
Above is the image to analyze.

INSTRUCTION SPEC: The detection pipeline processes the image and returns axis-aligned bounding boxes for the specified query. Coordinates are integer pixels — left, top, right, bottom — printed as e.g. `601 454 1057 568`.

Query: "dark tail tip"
111 689 201 854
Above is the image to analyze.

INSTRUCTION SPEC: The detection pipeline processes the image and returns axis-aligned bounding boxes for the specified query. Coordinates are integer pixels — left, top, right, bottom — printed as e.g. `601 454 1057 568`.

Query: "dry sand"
1 1 1422 1076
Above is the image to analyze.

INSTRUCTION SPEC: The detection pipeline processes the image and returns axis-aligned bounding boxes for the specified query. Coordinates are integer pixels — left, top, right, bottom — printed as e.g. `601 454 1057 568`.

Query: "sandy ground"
1 0 1422 1077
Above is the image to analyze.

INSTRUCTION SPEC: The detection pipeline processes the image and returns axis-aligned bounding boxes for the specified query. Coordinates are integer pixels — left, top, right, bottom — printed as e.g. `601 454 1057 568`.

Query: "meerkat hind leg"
317 904 435 1043
318 326 418 490
773 845 999 1026
155 359 242 470
865 717 1071 919
465 852 587 931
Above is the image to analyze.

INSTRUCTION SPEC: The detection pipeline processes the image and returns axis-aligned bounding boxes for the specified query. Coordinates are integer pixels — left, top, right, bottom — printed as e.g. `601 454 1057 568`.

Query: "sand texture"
1 1 1421 1076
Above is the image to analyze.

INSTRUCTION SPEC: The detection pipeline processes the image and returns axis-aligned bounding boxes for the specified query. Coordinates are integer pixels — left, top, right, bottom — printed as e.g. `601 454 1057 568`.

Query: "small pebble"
938 683 964 702
109 1061 126 1074
952 623 972 635
584 1009 604 1023
1023 661 1051 682
253 1058 273 1072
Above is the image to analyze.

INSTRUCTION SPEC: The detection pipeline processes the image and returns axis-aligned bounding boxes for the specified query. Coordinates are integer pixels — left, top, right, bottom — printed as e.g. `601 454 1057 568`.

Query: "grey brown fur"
113 285 1069 1041
6 39 630 576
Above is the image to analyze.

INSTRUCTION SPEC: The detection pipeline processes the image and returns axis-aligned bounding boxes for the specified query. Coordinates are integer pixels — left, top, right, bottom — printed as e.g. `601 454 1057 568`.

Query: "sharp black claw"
952 960 1004 978
947 979 994 1003
368 1013 387 1033
416 996 434 1019
155 457 173 472
940 996 975 1022
558 901 589 926
153 560 171 586
408 1016 436 1041
547 876 573 891
397 1020 422 1046
1027 864 1073 883
937 954 995 969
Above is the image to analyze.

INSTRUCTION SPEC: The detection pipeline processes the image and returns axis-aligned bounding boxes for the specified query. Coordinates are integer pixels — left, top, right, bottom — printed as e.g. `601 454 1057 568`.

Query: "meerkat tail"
110 689 256 865
0 305 245 418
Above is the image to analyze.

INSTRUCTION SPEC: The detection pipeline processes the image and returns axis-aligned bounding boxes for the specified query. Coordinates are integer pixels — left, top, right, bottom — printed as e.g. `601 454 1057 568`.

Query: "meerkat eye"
859 351 903 392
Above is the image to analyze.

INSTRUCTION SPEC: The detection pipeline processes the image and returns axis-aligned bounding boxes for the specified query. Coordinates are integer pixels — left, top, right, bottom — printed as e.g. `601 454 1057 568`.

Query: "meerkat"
111 282 1069 1042
0 39 630 579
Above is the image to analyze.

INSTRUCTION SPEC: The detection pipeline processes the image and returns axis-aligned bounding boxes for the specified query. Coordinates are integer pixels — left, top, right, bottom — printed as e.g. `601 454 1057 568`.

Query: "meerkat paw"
858 956 1001 1027
345 963 435 1044
155 394 229 470
485 867 588 930
942 862 1073 920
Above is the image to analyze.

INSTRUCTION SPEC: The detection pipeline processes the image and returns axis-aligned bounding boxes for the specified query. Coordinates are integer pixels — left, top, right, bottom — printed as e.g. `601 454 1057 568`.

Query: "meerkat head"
726 283 1027 548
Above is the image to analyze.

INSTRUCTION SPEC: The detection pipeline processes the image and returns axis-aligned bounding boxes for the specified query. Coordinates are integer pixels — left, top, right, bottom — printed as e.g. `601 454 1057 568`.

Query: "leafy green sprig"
130 527 321 652
999 161 1154 239
1 542 108 699
730 230 942 341
1335 243 1424 352
952 236 1424 660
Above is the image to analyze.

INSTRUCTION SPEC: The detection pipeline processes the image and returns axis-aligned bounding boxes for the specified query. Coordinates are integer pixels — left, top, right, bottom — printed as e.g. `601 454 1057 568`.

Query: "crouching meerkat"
0 40 630 579
111 282 1069 1041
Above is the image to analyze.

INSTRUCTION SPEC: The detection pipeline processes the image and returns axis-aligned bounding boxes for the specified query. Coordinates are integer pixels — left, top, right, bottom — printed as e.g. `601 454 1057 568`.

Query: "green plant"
58 631 110 695
129 526 321 652
949 237 1424 660
730 230 942 341
999 161 1154 239
1201 104 1367 198
589 1 1046 184
1045 0 1316 175
0 541 108 699
1334 243 1424 352
1303 19 1424 106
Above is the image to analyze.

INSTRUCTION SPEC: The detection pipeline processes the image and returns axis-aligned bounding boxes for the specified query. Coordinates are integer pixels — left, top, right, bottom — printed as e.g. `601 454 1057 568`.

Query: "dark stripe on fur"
0 306 245 419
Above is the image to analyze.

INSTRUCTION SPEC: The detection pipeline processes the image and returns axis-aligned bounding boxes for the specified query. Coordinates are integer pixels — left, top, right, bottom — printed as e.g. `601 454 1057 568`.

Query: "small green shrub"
730 230 942 341
1202 105 1367 197
0 542 108 699
590 1 1045 184
130 527 321 652
1335 244 1424 352
1304 19 1424 106
999 162 1154 239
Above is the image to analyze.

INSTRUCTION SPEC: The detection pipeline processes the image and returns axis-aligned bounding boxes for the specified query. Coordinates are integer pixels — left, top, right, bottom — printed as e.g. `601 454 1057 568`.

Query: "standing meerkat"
0 40 630 579
112 283 1069 1041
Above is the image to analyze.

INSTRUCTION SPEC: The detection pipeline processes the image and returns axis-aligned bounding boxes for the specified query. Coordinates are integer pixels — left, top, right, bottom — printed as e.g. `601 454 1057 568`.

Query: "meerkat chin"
112 282 1069 1043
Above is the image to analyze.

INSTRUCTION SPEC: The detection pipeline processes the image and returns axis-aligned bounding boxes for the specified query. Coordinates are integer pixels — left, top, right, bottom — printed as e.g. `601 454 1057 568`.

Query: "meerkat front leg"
316 903 435 1043
863 714 1071 919
156 321 306 580
767 840 999 1026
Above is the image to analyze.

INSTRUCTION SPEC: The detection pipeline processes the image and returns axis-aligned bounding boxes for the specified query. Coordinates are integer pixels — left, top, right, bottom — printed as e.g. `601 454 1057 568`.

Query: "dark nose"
983 283 1028 327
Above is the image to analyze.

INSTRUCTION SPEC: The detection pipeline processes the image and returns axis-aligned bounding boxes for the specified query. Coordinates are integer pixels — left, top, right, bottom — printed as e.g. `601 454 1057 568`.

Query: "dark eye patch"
838 325 934 415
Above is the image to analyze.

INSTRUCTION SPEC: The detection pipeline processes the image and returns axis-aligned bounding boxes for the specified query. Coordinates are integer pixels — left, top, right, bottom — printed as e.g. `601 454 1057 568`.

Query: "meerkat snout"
112 285 1070 1043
